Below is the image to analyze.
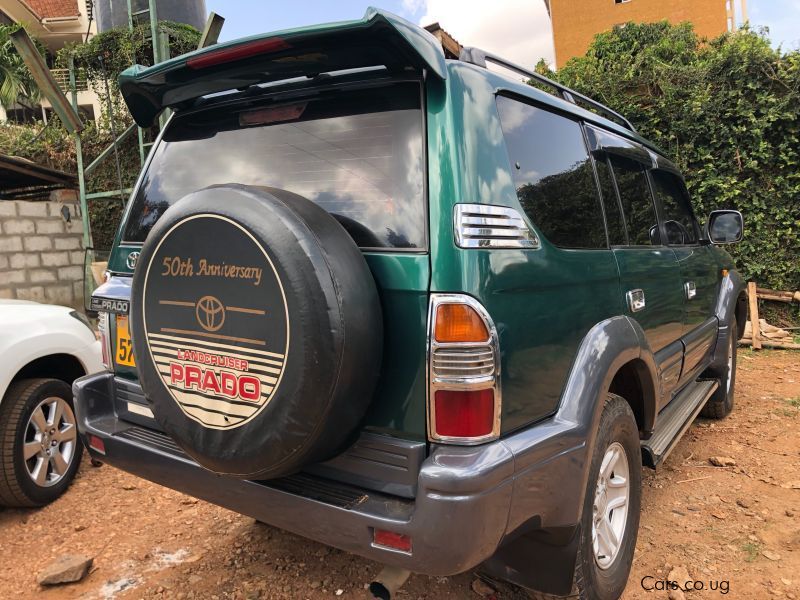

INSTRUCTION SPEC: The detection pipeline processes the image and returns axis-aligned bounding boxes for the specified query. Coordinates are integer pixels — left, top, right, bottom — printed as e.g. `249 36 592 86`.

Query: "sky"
205 0 800 69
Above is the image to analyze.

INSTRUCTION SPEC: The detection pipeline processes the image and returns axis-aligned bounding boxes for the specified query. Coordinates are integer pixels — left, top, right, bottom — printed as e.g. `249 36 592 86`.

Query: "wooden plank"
740 339 800 350
756 287 796 302
757 292 794 303
762 331 791 340
748 281 761 350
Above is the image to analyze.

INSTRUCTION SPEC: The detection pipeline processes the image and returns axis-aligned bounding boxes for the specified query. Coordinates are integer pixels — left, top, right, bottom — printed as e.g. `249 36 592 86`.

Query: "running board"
641 380 718 468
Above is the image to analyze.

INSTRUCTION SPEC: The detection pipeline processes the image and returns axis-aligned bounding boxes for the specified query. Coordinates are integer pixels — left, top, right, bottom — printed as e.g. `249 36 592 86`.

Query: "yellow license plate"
115 315 135 367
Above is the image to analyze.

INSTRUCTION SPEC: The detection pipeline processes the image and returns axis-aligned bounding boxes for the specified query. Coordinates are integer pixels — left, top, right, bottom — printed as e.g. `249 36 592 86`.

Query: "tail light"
427 294 500 444
97 311 112 371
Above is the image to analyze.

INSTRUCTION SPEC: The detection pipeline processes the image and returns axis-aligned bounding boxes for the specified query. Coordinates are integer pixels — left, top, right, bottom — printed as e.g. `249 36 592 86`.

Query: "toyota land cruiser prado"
75 8 747 599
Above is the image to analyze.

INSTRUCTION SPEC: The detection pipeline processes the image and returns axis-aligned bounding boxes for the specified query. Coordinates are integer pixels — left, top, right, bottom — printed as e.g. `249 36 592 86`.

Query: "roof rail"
458 47 636 133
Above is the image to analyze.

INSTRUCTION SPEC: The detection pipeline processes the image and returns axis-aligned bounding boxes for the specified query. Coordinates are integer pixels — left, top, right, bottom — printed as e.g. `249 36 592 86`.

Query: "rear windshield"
122 82 426 249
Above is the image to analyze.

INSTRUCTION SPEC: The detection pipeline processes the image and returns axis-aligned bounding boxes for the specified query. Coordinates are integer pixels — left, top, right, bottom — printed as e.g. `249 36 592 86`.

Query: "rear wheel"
0 379 83 507
701 316 737 419
531 395 641 600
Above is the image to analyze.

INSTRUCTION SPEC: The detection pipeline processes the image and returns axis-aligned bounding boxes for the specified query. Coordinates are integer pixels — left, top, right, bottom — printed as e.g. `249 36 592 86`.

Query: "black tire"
0 379 83 508
701 317 737 419
531 395 641 600
130 185 383 479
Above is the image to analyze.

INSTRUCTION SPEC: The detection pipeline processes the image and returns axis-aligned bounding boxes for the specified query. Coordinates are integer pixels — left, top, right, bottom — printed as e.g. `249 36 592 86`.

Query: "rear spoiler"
119 7 447 127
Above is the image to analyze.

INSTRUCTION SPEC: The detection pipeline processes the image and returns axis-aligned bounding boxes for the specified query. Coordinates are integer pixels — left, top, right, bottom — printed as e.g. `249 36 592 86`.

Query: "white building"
1 0 101 122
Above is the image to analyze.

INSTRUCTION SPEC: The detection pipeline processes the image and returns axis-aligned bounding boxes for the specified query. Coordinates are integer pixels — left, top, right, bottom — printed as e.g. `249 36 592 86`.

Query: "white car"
0 300 102 507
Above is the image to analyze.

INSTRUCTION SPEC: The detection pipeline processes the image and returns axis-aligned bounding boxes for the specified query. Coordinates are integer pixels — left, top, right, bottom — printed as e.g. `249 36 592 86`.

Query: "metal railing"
50 68 89 93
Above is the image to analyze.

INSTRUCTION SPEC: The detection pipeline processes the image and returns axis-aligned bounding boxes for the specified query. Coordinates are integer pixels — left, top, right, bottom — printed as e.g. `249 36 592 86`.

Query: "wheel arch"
11 354 87 387
1 350 89 407
607 357 657 437
555 316 658 440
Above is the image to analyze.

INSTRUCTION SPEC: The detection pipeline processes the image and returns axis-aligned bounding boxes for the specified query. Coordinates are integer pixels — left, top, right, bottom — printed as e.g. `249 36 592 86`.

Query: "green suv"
75 8 747 599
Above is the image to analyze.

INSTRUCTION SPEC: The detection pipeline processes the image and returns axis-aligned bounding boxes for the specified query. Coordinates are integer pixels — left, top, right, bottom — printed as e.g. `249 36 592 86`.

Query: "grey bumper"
74 372 586 576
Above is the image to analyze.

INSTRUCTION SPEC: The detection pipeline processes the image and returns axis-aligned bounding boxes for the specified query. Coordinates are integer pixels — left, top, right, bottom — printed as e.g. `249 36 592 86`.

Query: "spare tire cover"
130 185 383 479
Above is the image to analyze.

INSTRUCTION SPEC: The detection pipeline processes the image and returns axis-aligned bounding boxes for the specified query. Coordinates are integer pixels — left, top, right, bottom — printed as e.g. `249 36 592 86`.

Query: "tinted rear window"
123 82 426 249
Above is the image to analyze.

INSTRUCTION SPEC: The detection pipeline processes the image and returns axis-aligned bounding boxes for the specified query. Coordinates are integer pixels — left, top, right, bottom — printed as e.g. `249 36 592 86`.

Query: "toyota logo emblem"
126 251 140 270
196 295 226 332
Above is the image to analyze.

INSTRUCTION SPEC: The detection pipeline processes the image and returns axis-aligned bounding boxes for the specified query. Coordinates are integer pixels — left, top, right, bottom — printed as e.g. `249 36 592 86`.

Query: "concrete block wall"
0 200 86 308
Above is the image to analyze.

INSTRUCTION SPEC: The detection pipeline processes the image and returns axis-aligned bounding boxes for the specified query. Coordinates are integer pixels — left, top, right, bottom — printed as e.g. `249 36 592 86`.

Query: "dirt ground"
0 349 798 600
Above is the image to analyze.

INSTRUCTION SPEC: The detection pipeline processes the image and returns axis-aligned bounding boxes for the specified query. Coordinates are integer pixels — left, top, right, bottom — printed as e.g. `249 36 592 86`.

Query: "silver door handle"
685 281 697 300
626 289 646 312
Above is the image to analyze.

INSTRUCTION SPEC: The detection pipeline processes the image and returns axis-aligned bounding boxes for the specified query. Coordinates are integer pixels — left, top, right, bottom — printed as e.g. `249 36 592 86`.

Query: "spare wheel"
129 185 383 479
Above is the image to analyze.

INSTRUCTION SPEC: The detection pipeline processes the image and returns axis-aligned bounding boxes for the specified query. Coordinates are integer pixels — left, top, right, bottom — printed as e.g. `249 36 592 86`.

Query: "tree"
0 24 42 109
538 22 800 292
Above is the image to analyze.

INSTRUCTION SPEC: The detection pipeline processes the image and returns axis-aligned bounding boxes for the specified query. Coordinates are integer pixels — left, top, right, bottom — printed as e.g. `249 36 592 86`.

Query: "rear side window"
497 96 607 249
123 82 426 249
651 170 698 245
609 155 661 246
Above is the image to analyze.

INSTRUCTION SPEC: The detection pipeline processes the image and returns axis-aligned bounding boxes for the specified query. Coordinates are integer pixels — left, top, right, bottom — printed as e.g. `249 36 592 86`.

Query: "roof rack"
458 47 637 133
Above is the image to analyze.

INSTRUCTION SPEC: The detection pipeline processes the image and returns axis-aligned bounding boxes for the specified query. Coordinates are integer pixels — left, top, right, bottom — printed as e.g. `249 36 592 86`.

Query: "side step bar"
641 380 718 468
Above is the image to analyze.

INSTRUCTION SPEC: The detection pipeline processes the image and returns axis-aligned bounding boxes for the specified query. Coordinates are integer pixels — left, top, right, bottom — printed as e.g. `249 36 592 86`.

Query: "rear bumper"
74 372 586 576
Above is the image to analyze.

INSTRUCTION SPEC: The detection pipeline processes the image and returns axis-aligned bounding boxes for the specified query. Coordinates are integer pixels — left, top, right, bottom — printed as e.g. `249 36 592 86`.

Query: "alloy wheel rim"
23 396 78 488
592 441 630 570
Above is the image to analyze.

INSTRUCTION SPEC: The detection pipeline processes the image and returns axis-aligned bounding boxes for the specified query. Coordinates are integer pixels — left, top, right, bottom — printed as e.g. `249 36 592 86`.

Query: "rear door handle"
626 289 646 313
685 281 697 300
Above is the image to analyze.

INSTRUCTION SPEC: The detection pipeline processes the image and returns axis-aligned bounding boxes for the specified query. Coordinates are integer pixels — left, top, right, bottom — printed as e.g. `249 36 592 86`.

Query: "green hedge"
539 22 800 292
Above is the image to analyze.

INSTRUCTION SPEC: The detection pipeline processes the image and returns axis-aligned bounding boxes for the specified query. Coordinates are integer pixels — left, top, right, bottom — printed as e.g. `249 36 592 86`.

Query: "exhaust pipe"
369 565 411 600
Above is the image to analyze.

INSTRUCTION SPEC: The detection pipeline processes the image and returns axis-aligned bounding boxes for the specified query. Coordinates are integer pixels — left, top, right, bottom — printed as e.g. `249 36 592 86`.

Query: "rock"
73 524 87 532
37 554 93 586
668 565 692 590
762 550 782 561
787 510 796 517
711 511 727 520
471 578 496 597
121 483 137 490
709 456 736 467
737 498 751 508
668 590 686 600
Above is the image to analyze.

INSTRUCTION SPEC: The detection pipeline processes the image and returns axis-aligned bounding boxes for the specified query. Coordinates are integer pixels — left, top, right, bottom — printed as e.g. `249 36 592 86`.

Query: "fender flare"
708 269 746 373
553 315 658 508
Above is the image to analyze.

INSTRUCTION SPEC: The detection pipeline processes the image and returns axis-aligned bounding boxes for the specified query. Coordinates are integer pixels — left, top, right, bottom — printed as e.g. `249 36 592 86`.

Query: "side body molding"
486 316 658 595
